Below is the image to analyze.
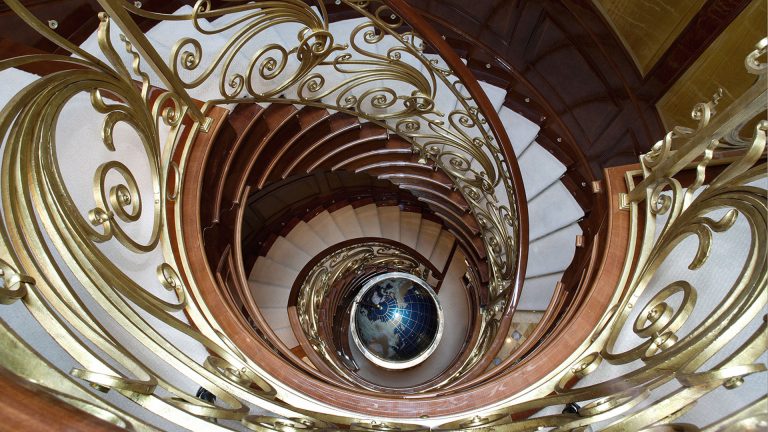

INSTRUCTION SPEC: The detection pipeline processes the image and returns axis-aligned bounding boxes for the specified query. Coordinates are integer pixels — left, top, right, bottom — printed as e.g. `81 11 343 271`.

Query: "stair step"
272 326 299 349
527 223 582 277
399 211 422 249
479 81 507 112
355 204 383 237
518 274 562 311
248 257 299 287
266 237 313 272
518 142 567 199
331 205 365 239
415 219 442 260
377 206 401 241
429 230 455 271
306 210 346 245
498 106 540 156
527 182 584 241
247 281 292 308
259 306 291 328
284 221 328 257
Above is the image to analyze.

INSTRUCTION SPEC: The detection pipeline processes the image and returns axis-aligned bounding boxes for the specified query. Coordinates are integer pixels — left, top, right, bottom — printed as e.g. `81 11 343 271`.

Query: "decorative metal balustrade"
0 0 765 427
293 241 436 386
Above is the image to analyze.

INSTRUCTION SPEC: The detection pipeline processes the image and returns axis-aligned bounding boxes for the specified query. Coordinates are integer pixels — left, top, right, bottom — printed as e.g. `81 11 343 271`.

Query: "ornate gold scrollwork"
0 0 764 427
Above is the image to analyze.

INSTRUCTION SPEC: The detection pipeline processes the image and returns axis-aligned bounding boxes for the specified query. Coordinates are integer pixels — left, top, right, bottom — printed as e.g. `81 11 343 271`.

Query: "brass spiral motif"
0 0 765 428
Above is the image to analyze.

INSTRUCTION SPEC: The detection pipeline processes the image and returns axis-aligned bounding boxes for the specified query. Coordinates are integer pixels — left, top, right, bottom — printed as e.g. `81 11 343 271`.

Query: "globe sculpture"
350 272 443 369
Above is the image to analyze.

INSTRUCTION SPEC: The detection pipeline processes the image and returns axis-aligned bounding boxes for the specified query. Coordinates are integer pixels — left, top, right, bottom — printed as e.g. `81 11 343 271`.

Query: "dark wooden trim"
641 0 753 102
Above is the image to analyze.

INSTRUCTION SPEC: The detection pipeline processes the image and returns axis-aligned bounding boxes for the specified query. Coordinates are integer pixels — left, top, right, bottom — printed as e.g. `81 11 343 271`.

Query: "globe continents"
350 272 443 369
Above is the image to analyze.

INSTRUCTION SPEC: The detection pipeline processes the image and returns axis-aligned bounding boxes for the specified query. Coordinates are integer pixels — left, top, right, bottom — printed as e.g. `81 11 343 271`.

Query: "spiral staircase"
0 0 766 430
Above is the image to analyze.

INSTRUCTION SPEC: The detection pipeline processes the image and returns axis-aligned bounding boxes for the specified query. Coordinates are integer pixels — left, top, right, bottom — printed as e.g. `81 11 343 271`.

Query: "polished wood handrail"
381 0 528 376
432 164 636 396
288 236 445 305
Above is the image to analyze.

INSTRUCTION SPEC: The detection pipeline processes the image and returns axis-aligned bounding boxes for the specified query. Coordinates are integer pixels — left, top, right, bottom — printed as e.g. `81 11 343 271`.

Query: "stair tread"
247 281 292 308
248 257 299 287
399 211 422 249
527 223 582 277
479 81 507 112
527 182 584 240
518 142 567 199
331 205 365 239
354 204 382 238
377 206 401 241
259 307 290 327
266 237 313 272
272 326 299 349
518 273 562 311
499 106 540 155
306 210 346 245
429 230 455 271
284 221 328 257
415 220 442 260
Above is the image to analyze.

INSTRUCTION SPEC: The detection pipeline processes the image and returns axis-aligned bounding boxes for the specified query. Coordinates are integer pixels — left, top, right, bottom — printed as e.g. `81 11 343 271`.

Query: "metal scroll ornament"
0 0 764 426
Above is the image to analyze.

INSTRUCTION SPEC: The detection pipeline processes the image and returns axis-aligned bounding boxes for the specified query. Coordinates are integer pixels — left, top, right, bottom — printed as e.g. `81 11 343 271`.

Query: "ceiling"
594 0 766 130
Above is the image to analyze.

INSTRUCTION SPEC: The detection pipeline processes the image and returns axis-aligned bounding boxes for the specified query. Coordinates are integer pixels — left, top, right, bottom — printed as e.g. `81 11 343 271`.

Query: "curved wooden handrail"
170 0 636 418
175 96 637 413
381 0 529 374
287 236 446 307
171 46 637 428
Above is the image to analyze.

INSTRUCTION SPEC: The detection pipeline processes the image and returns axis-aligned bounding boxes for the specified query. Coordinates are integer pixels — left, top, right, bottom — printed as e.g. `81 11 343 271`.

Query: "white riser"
399 211 422 249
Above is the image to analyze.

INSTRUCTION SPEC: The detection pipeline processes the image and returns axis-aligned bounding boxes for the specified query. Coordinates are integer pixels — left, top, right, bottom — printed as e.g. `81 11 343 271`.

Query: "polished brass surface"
656 0 767 130
0 0 765 427
295 242 438 385
592 0 706 75
117 0 521 299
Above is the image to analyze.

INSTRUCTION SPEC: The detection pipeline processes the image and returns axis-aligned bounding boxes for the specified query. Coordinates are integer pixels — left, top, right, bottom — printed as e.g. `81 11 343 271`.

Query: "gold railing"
113 0 522 299
0 0 765 426
111 0 522 380
294 241 433 387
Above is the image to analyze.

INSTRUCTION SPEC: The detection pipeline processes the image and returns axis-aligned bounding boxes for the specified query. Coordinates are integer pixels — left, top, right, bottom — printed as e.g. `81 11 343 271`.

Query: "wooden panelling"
656 0 767 130
592 0 706 75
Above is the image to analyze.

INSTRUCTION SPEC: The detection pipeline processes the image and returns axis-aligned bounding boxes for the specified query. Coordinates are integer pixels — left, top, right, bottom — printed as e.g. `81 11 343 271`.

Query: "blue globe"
352 274 442 367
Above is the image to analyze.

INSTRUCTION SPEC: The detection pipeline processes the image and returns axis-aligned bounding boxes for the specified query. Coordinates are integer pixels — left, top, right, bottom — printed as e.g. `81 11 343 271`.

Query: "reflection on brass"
295 242 440 386
0 0 765 427
656 0 767 131
592 0 706 75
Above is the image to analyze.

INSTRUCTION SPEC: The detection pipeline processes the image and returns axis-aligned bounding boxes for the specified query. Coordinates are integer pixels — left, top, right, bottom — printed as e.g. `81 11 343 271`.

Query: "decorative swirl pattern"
116 0 521 308
294 241 435 388
0 0 764 429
